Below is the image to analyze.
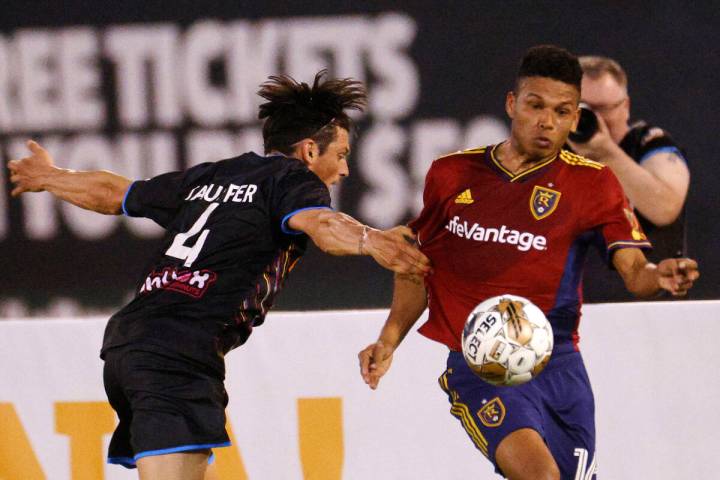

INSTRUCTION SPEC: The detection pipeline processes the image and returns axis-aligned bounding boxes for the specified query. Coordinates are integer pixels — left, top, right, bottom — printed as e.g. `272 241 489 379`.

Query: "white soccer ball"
461 294 553 386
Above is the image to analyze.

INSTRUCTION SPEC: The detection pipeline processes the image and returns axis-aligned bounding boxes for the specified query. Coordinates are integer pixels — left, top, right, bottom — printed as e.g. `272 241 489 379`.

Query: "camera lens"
568 105 599 143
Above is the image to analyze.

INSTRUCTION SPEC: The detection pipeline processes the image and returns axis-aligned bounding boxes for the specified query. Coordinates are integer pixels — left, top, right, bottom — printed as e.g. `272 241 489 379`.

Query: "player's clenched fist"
359 340 395 390
657 258 699 296
7 140 56 196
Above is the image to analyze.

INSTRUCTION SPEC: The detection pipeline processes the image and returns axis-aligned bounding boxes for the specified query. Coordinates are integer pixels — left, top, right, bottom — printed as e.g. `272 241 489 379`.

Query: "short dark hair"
257 70 367 155
516 45 582 91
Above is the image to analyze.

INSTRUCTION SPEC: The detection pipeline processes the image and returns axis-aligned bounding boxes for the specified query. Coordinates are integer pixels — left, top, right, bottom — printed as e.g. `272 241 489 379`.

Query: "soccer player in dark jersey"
8 71 430 480
358 46 699 480
568 56 690 302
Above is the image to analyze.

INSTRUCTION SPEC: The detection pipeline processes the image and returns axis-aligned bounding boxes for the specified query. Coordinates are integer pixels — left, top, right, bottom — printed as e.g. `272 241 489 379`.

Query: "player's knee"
496 429 560 480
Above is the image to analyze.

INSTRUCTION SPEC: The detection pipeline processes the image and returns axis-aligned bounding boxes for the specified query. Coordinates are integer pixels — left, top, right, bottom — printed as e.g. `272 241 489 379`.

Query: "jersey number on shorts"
165 203 219 267
573 448 597 480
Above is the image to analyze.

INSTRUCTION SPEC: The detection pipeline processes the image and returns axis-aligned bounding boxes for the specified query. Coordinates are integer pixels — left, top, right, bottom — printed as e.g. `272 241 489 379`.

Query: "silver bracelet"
358 225 369 255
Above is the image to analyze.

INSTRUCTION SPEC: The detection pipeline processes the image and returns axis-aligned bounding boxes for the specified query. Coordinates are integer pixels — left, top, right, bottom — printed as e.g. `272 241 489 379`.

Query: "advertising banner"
1 301 719 479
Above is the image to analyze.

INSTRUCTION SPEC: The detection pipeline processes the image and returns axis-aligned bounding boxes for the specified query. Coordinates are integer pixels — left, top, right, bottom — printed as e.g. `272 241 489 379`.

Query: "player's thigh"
103 348 136 463
440 353 546 466
496 428 560 480
137 450 210 480
120 348 230 455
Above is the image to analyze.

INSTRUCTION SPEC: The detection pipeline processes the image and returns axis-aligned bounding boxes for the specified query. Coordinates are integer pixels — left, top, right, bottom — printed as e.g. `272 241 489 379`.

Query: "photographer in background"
569 56 690 302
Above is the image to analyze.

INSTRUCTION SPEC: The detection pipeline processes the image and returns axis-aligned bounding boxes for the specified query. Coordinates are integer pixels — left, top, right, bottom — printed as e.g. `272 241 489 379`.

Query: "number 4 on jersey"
165 203 219 267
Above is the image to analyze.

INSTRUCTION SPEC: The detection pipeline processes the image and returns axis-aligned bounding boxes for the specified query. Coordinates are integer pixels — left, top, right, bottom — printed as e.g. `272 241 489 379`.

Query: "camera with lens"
568 103 599 143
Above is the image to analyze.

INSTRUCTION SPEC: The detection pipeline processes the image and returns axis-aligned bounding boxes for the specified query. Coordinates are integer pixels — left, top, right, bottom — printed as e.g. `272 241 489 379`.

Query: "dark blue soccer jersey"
101 153 331 372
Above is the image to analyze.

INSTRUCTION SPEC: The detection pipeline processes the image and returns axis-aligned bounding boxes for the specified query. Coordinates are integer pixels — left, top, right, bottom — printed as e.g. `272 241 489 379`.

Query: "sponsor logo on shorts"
445 216 547 251
530 185 561 220
478 397 505 428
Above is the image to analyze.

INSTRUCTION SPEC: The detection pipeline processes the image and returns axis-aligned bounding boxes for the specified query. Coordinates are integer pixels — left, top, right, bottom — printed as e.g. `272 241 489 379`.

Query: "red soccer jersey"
409 145 651 352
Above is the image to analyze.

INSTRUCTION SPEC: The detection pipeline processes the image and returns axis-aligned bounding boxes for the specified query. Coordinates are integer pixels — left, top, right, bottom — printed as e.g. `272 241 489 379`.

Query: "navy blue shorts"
440 347 597 479
103 346 231 468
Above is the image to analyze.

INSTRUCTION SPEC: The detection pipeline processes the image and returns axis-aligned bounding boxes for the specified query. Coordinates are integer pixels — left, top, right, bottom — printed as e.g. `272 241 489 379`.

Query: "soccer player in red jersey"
359 46 699 479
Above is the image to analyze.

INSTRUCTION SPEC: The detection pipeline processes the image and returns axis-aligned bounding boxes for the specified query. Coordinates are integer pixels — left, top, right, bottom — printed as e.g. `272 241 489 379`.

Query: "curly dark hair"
517 45 582 91
257 70 367 155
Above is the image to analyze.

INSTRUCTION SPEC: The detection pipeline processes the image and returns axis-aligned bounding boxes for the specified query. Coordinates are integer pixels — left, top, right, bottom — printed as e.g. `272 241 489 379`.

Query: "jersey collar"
486 143 558 183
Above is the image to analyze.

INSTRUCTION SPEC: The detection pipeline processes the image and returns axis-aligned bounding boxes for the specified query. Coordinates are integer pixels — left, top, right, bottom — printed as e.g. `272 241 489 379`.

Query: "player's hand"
7 140 56 197
358 340 395 390
657 258 699 296
364 226 432 276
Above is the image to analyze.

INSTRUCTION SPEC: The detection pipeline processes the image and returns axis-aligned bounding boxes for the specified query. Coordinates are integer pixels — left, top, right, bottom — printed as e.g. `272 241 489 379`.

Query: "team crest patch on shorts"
530 186 561 220
478 397 506 427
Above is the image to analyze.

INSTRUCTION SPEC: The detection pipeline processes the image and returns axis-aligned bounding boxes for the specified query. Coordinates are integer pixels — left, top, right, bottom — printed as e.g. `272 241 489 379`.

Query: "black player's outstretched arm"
7 140 131 215
613 247 699 297
287 208 431 276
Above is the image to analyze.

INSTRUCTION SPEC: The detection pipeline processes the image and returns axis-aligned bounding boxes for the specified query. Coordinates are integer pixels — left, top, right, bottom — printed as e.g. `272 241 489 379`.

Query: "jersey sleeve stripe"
121 181 137 216
435 147 487 161
606 240 653 250
559 151 604 170
280 206 334 235
638 146 685 165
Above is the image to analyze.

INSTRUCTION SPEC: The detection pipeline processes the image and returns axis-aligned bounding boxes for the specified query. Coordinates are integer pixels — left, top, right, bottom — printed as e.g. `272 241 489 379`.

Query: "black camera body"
568 104 599 143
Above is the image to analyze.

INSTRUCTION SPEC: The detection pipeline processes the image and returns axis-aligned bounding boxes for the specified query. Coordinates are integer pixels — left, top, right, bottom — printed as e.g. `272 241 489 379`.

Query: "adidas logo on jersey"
455 189 474 204
446 216 547 252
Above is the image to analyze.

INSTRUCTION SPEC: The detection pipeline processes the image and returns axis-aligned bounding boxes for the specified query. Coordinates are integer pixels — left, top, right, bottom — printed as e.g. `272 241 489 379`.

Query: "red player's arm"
359 273 428 389
612 248 699 297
